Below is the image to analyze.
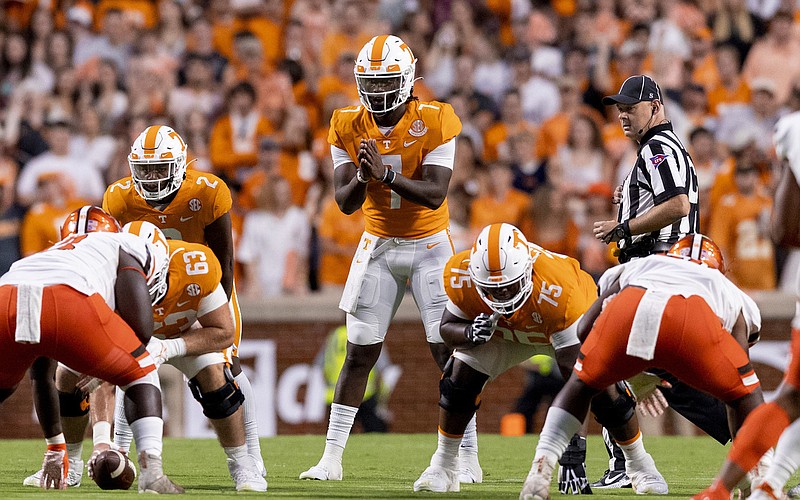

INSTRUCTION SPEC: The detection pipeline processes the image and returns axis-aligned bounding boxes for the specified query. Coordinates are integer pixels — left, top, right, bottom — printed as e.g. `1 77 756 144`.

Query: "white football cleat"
299 458 343 480
137 451 184 494
628 454 668 495
458 451 483 484
520 456 555 500
413 465 460 492
227 455 267 492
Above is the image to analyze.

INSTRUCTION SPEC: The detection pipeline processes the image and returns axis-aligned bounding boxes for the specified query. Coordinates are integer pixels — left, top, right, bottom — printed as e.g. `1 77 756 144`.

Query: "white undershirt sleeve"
422 138 457 170
331 145 354 169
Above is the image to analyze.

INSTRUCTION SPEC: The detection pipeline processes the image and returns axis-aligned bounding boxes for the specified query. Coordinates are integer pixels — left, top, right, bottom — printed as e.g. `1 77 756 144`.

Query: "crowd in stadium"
0 0 796 296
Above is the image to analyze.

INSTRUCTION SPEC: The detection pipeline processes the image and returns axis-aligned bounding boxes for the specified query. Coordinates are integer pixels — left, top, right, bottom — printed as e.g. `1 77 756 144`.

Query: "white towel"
15 284 44 344
626 289 670 360
339 233 380 314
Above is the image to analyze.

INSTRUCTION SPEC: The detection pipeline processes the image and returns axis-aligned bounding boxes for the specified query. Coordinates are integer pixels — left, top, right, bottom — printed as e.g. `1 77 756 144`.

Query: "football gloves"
558 435 592 495
464 313 498 345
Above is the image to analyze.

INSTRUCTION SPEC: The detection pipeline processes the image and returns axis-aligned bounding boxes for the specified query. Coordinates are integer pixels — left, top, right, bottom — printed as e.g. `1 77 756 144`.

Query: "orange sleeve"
20 210 52 256
437 102 463 143
707 195 736 260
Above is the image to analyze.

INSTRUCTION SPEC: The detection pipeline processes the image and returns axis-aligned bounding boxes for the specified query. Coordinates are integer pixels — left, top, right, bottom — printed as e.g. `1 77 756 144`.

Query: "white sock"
763 419 800 492
618 432 650 471
223 444 249 463
66 442 83 461
113 386 133 453
322 403 358 462
460 414 478 455
46 433 65 446
130 416 163 456
234 371 263 466
431 429 461 470
534 407 582 464
93 421 112 448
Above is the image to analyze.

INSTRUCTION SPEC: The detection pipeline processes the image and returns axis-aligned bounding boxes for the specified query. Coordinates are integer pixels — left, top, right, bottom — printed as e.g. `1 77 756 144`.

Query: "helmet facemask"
472 260 533 315
129 157 184 201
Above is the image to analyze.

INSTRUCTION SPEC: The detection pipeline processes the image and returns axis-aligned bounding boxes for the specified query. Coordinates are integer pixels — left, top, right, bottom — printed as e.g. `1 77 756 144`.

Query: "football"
90 449 136 490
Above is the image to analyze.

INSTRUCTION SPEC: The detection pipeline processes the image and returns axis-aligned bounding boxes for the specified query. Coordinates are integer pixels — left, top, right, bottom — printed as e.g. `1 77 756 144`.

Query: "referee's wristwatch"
607 221 632 243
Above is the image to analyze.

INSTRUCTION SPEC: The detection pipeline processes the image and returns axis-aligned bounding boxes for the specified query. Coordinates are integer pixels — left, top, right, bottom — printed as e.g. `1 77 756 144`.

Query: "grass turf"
1 434 798 498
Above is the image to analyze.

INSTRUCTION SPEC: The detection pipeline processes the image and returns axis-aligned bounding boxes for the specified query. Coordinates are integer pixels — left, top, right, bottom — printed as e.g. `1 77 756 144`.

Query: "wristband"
356 169 369 184
622 220 632 238
381 168 396 185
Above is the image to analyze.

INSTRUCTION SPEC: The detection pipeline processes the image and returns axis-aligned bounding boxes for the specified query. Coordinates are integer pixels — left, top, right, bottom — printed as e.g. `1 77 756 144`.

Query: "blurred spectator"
168 54 222 131
237 175 310 297
316 186 364 290
184 16 228 83
507 129 547 194
239 136 282 209
708 161 775 290
316 53 360 109
209 81 274 184
709 0 761 62
483 89 535 163
1 30 53 108
20 172 88 256
73 8 133 74
508 45 560 125
742 10 800 105
93 59 129 130
319 0 377 74
16 119 105 206
577 182 617 281
689 127 733 229
422 20 459 98
548 113 611 199
44 30 75 76
716 78 782 156
69 107 117 181
707 43 751 115
469 162 530 237
0 157 23 274
469 34 511 105
157 0 187 59
525 184 579 258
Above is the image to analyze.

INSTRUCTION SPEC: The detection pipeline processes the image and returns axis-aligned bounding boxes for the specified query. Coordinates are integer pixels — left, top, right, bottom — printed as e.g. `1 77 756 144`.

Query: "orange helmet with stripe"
354 34 417 115
666 233 726 274
128 125 188 202
469 223 533 315
122 220 171 305
60 205 121 239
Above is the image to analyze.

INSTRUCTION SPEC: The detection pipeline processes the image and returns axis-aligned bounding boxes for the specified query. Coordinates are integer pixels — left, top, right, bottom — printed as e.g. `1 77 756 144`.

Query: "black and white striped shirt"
618 123 700 246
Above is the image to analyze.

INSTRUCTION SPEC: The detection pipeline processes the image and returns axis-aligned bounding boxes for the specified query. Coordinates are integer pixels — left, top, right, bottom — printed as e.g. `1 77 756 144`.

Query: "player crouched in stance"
413 223 666 494
114 221 266 492
521 234 764 500
0 207 183 493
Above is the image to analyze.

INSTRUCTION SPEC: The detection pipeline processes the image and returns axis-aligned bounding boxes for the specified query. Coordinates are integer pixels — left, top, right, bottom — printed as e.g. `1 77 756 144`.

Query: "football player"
412 223 666 494
102 125 264 476
299 34 480 483
521 234 764 500
0 210 182 493
693 112 800 500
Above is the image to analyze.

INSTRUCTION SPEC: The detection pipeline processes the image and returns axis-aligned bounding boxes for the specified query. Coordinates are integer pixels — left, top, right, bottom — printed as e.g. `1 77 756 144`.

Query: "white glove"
76 375 103 395
146 337 170 368
465 313 498 345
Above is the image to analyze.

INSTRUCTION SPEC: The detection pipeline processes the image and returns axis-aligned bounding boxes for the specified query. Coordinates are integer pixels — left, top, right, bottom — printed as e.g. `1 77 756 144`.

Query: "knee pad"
188 366 244 420
59 390 90 417
438 358 482 414
591 381 636 428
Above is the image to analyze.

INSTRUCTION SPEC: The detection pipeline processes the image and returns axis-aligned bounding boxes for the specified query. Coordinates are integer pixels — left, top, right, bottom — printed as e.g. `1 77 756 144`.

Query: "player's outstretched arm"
179 303 235 356
115 249 154 345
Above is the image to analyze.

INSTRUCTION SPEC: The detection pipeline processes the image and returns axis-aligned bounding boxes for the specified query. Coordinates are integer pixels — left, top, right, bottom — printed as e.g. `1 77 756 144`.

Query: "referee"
594 75 699 261
589 75 730 490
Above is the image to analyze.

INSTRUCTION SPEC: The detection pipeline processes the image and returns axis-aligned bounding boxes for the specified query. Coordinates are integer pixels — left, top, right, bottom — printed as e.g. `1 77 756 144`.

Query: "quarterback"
103 125 264 474
413 223 666 494
299 34 479 483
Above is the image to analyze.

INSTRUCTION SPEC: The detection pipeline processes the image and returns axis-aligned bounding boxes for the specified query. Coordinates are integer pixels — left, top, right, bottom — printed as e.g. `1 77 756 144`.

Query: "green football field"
2 434 799 499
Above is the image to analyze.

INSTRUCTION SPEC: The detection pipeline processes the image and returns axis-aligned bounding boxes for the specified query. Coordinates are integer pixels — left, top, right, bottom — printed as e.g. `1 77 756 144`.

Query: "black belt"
617 237 672 263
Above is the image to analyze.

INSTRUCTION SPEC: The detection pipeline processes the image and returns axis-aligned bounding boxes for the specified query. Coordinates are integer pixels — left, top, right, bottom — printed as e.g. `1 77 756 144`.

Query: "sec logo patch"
188 198 202 212
186 283 201 296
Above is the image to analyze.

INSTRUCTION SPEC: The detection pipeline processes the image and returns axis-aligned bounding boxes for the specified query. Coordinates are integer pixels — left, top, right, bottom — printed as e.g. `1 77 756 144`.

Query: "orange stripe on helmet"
127 220 144 236
370 35 389 70
487 223 502 276
143 126 161 150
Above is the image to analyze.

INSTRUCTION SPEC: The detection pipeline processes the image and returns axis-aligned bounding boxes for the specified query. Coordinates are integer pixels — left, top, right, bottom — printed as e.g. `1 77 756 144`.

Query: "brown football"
90 449 136 490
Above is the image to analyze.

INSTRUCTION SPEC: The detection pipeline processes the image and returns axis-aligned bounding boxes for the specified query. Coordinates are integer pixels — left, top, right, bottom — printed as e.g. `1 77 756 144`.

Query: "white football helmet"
128 125 188 202
354 34 417 115
122 221 171 305
469 223 533 315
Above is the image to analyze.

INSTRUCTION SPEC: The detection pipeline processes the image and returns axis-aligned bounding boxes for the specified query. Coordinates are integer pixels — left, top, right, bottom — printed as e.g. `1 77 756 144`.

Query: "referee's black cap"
602 75 662 105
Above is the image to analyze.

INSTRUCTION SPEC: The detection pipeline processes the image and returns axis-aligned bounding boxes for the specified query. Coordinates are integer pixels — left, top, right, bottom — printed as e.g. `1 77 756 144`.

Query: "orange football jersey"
152 240 224 338
443 244 597 345
20 199 91 256
103 170 232 243
328 99 462 239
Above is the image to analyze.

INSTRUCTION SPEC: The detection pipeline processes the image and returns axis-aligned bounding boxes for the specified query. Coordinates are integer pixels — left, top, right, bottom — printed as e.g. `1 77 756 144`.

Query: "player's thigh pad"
410 230 453 343
346 254 406 346
168 351 226 380
453 340 554 380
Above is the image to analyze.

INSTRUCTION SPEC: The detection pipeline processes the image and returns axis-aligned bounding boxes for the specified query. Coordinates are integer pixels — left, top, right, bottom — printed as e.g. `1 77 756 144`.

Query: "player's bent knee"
188 366 244 419
59 389 90 417
121 369 161 390
591 381 636 428
439 359 482 414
